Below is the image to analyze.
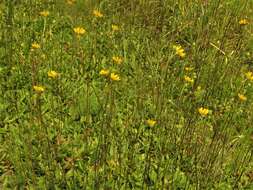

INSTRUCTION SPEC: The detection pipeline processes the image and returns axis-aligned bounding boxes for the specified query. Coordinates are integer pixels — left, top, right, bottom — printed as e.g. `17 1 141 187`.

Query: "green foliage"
0 0 253 189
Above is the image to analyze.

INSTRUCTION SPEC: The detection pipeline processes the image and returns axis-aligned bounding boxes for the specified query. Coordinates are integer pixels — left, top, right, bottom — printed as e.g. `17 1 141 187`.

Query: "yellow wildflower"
48 70 60 79
184 76 194 83
39 11 49 17
73 27 86 35
99 69 109 76
238 93 247 101
31 42 40 50
198 107 210 117
33 85 45 93
245 71 253 81
185 66 194 71
112 24 120 31
173 45 186 58
110 73 120 81
66 0 76 5
239 19 249 25
147 119 156 127
93 10 103 18
112 56 123 65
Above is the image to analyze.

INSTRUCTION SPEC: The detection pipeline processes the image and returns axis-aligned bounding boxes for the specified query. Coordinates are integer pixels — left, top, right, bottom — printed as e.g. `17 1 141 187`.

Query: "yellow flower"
39 11 49 17
238 93 247 101
184 75 194 83
48 70 60 79
33 85 45 93
173 45 186 58
239 19 249 25
245 71 253 81
185 66 194 71
93 10 103 18
147 119 156 127
198 107 210 117
66 0 76 5
73 27 86 35
112 24 120 31
110 73 120 81
112 56 123 65
31 42 40 49
99 69 109 76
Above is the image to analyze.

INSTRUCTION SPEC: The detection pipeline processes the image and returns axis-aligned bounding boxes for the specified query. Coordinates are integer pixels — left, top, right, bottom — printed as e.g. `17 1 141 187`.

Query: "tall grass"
0 0 253 189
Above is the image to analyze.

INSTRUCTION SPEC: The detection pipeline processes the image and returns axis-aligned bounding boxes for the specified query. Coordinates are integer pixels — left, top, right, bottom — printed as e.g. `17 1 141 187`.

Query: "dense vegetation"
0 0 253 189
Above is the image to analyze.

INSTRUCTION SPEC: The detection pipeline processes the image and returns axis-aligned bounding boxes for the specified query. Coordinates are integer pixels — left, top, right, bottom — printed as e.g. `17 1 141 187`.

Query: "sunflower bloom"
39 11 49 17
73 27 86 35
238 93 247 101
99 69 109 76
93 10 103 18
48 70 60 79
33 85 45 93
198 107 210 117
110 73 120 81
112 56 123 65
147 119 156 127
173 45 186 58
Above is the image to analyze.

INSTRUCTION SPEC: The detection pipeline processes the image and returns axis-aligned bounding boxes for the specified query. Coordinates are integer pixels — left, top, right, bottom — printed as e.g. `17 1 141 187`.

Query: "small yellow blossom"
112 24 120 31
39 11 49 17
33 85 45 93
93 10 103 18
185 66 194 71
238 93 247 101
66 0 76 5
110 73 120 81
31 42 40 50
73 27 86 35
198 107 210 117
99 69 109 76
112 56 123 64
245 71 253 81
173 45 186 58
184 75 194 83
48 70 60 79
147 119 156 127
239 19 249 25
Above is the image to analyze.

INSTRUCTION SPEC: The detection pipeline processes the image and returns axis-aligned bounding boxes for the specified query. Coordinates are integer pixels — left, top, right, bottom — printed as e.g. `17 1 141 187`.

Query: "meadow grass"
0 0 253 189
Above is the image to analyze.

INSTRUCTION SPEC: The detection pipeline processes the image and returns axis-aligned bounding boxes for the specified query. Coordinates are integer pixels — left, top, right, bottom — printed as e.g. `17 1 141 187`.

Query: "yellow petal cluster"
184 76 194 83
39 11 49 17
48 70 60 79
99 69 109 76
147 119 156 127
112 24 120 31
198 107 210 117
73 27 86 35
93 10 103 18
239 19 249 25
31 42 40 49
245 71 253 81
110 73 120 81
112 56 123 65
238 93 247 101
33 85 45 93
173 45 186 58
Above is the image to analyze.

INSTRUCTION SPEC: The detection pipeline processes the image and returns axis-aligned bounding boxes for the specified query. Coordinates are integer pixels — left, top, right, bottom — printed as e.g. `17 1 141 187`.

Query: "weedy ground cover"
0 0 253 189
